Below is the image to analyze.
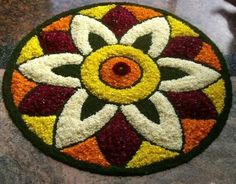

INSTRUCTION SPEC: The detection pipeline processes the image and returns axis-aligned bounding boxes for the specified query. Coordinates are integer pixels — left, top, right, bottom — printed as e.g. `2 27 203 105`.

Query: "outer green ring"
2 2 232 176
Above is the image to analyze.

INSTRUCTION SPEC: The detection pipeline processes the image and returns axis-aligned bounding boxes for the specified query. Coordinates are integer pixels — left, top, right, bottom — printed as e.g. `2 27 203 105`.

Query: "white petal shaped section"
19 53 83 87
19 53 83 88
55 89 118 148
71 15 118 55
158 57 221 92
121 92 182 151
120 17 170 58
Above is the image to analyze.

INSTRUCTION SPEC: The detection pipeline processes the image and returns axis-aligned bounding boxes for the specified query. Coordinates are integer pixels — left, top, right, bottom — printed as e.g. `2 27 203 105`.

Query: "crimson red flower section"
97 112 141 166
102 6 138 37
19 85 75 116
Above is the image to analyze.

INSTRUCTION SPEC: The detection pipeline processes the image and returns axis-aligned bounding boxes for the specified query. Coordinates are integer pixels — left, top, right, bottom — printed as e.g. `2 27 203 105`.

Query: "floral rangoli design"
3 3 232 175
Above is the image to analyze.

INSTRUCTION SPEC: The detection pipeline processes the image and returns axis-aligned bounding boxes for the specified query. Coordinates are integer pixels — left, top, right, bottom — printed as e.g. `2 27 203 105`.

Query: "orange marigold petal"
101 57 142 88
123 5 163 21
194 42 222 71
11 70 37 106
42 15 73 32
61 137 110 167
182 119 216 153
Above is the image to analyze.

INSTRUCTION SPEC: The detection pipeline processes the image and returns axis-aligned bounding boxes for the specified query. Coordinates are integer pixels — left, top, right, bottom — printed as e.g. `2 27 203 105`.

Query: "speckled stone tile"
0 0 236 183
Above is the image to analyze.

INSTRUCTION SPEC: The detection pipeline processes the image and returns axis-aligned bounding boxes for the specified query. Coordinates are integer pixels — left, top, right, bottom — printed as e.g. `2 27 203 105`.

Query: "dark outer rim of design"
2 2 232 176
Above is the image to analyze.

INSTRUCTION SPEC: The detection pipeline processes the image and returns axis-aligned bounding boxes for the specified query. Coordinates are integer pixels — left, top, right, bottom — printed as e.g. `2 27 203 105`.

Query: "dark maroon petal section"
97 112 141 166
162 36 202 60
112 62 131 76
19 85 75 116
102 6 138 37
166 91 217 119
39 31 77 54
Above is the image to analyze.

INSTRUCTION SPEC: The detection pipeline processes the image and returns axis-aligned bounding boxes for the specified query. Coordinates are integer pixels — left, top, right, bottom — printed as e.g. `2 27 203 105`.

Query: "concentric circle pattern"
3 3 232 176
81 45 160 104
100 57 142 88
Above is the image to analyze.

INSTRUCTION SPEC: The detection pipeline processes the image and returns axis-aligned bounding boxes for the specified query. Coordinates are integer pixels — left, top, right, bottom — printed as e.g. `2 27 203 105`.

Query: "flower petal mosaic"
3 3 232 175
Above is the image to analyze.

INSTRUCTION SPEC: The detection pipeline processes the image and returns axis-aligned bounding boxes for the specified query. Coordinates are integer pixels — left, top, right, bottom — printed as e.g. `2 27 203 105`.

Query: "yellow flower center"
81 45 160 104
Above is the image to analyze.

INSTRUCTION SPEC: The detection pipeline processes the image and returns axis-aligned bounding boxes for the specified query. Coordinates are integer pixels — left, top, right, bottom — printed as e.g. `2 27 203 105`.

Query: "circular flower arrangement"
3 3 232 175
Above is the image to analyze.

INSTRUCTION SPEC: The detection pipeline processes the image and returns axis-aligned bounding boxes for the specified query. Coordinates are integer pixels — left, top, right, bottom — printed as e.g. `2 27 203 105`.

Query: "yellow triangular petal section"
17 36 43 65
203 79 226 113
22 115 56 145
167 16 199 38
126 141 179 168
79 4 116 19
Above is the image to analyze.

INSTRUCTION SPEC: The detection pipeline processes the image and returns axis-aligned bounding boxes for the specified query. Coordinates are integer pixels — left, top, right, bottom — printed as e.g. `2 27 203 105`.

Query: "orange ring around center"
100 57 142 89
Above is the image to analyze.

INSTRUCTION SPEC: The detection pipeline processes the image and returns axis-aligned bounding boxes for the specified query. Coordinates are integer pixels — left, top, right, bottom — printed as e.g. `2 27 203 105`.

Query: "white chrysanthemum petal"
19 53 83 88
55 89 118 148
157 57 221 92
121 92 182 151
71 15 118 55
120 17 170 58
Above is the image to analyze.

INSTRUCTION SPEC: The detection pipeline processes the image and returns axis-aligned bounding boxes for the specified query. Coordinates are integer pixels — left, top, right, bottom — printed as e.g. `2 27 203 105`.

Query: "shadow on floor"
214 0 236 75
216 0 236 53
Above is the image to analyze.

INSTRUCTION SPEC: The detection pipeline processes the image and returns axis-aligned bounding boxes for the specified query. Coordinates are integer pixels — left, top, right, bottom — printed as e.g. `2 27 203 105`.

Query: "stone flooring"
0 0 235 183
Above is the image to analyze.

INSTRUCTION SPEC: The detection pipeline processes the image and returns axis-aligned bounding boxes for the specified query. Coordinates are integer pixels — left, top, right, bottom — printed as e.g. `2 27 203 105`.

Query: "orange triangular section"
194 42 221 71
182 119 216 153
11 70 37 106
123 5 163 21
61 137 110 167
42 15 73 32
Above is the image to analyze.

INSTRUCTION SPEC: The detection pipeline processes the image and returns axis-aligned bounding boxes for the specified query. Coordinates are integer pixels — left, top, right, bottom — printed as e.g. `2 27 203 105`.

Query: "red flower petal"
97 112 141 166
39 31 77 54
162 36 202 60
166 91 217 119
102 6 138 38
19 85 75 116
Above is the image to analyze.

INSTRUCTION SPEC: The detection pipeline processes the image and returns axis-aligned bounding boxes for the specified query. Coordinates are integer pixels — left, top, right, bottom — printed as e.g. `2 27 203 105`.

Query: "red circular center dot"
112 62 131 76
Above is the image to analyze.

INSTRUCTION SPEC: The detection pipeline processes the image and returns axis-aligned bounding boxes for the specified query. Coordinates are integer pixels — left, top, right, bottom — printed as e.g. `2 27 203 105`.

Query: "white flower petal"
120 17 170 58
19 53 83 88
71 15 118 55
121 92 182 151
55 89 118 148
158 57 221 92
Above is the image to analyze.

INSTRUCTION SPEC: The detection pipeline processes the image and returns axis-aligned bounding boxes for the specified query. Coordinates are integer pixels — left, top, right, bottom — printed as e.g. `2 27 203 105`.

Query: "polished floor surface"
0 0 236 183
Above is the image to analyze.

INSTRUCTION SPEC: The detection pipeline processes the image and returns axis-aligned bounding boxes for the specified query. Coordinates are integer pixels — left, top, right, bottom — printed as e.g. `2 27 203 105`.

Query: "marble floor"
0 0 236 183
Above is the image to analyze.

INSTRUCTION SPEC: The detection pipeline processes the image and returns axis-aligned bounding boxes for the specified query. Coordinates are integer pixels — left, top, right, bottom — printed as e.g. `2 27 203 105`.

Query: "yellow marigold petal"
203 79 226 113
79 4 116 19
167 16 199 38
123 5 163 21
22 115 56 145
16 36 43 65
126 141 179 168
42 15 73 32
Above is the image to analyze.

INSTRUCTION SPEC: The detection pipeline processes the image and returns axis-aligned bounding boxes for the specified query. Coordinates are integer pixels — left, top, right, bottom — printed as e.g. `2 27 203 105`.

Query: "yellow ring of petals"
81 45 160 104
